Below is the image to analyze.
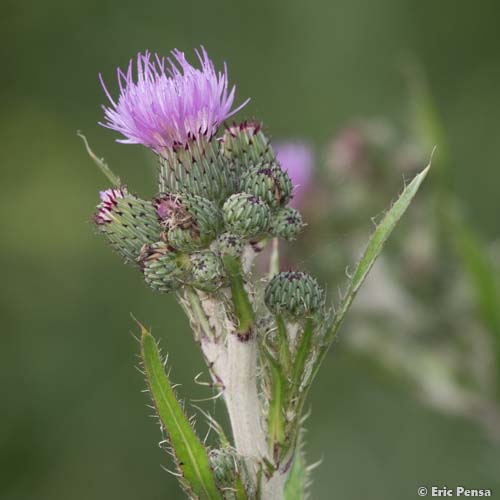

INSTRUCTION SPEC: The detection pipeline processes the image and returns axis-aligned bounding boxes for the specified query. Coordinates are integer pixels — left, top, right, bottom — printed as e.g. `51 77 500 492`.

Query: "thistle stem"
269 237 280 278
225 334 267 474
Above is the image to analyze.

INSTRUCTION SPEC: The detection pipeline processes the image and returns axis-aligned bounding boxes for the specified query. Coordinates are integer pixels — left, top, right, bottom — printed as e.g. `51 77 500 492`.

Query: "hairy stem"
225 334 267 476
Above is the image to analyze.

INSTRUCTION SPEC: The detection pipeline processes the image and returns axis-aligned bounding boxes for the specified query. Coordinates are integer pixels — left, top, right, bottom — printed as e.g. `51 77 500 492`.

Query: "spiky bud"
220 121 275 177
265 271 325 318
270 207 305 241
94 187 162 262
139 242 188 293
188 251 226 292
208 448 236 488
155 192 222 253
158 136 235 204
215 232 244 258
222 193 271 239
239 163 293 209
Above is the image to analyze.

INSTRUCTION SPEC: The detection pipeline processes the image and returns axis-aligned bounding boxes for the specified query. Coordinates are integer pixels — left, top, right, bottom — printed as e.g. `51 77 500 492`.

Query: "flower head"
264 271 325 318
99 47 248 152
94 187 126 225
274 142 314 208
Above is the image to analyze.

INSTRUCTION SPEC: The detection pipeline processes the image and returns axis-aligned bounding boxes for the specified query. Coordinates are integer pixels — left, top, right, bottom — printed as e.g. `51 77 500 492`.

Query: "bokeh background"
2 1 500 499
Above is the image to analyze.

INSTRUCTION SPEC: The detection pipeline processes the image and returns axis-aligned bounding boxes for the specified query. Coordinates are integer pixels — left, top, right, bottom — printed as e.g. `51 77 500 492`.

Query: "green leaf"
326 162 431 344
284 449 308 500
264 347 286 459
233 472 248 500
77 131 121 187
291 318 314 393
223 255 255 336
287 163 431 477
140 326 222 499
276 315 291 374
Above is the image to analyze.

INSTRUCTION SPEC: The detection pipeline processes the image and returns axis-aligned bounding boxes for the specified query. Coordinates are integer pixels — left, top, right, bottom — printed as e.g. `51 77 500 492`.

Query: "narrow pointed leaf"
77 131 121 187
276 315 291 373
291 317 314 393
140 326 222 499
284 450 308 500
264 348 286 458
326 162 431 344
233 472 248 500
302 163 431 395
288 163 432 469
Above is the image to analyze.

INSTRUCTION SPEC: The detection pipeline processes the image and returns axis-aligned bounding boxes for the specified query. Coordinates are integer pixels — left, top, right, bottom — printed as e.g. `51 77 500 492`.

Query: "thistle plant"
278 83 500 442
82 46 429 499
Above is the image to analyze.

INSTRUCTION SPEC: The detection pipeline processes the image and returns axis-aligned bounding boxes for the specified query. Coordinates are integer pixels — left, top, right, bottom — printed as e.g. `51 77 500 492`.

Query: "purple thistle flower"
274 142 314 208
95 187 126 225
99 47 249 153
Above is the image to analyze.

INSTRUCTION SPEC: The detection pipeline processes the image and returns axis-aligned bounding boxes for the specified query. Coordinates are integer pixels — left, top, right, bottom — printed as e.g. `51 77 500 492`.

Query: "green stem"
223 255 255 336
184 288 215 340
291 318 314 392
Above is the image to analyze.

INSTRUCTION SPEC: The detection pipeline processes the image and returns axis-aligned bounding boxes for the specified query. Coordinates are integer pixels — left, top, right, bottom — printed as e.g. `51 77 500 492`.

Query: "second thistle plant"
84 46 430 499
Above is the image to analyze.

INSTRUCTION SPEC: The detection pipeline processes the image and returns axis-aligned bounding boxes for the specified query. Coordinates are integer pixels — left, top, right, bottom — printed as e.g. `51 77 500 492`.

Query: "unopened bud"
270 207 305 241
155 192 222 253
208 448 237 487
215 232 244 258
188 251 226 293
240 163 293 209
222 193 271 239
139 242 187 293
220 121 275 167
94 187 162 263
265 271 324 318
159 137 235 203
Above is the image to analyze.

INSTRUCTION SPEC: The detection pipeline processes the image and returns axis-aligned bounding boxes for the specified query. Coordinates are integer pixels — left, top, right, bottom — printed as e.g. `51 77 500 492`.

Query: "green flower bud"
155 193 222 253
215 232 244 258
94 187 162 263
270 207 305 241
265 271 325 318
139 242 188 293
208 448 236 488
158 136 235 204
188 251 226 293
239 163 293 209
222 193 271 239
220 121 275 173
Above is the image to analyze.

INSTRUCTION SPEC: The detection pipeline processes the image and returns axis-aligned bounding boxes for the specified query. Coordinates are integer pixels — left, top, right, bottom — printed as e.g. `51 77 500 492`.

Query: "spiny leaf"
299 162 431 404
140 325 222 499
284 448 309 500
326 161 432 344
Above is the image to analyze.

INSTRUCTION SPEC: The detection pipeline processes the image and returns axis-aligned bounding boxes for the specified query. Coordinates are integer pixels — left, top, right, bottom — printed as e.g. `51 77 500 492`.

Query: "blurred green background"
2 0 500 498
